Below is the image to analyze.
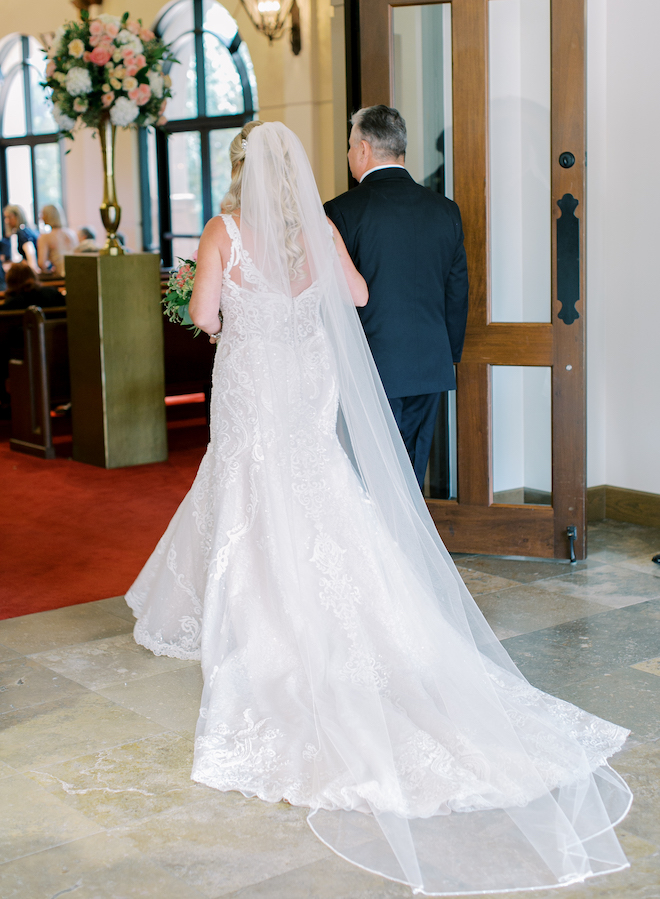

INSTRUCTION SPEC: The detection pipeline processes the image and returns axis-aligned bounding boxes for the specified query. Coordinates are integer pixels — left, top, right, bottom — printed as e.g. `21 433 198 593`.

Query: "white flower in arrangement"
110 96 139 126
52 104 77 131
147 69 164 99
48 25 66 58
123 76 138 92
66 66 92 96
97 13 122 26
117 29 143 55
53 71 67 84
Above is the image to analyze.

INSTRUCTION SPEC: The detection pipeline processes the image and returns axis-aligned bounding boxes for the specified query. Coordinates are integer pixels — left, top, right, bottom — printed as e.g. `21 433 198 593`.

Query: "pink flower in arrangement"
89 34 101 47
190 250 198 261
129 84 152 106
133 54 147 70
46 60 56 77
90 20 104 35
140 28 155 42
121 46 135 61
90 46 113 66
125 63 139 77
127 20 141 35
101 91 115 108
83 51 92 62
105 22 120 38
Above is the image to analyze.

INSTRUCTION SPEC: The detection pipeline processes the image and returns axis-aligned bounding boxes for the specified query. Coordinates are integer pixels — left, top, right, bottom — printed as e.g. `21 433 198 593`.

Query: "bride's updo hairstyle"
223 120 264 214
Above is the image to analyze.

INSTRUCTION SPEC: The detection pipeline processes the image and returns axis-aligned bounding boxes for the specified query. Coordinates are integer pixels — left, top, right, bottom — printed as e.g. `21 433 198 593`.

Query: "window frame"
140 0 258 265
0 34 66 228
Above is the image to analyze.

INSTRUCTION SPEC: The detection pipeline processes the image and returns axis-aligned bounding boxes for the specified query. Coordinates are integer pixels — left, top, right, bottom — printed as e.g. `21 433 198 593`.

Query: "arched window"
0 34 63 229
140 0 259 264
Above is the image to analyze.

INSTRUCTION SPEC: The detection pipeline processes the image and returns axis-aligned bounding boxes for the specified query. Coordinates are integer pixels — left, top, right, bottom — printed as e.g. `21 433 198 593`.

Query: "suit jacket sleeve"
445 213 469 363
323 200 351 254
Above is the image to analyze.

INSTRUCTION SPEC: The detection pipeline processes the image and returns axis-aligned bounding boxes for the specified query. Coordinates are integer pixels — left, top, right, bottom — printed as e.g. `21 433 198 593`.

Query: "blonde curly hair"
223 120 306 281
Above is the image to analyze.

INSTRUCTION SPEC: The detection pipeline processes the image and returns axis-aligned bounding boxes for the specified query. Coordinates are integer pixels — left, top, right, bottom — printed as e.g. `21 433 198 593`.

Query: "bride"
126 120 631 896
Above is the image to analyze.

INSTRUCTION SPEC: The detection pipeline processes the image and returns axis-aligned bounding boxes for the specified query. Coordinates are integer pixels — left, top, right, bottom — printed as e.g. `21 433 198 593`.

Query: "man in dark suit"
324 105 469 489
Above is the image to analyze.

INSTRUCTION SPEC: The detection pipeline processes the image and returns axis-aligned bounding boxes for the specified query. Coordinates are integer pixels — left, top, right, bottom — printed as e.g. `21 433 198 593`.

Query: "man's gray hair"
351 106 407 160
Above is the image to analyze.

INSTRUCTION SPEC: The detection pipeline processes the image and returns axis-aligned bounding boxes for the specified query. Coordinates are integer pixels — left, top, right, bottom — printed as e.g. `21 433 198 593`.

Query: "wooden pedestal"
65 254 167 468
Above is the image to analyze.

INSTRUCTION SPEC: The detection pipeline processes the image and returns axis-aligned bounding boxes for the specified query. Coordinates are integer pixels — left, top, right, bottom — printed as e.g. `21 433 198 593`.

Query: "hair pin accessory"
242 138 248 151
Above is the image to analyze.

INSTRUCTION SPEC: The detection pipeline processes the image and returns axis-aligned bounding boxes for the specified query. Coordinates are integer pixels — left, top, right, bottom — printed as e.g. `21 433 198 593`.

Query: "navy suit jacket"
324 168 468 398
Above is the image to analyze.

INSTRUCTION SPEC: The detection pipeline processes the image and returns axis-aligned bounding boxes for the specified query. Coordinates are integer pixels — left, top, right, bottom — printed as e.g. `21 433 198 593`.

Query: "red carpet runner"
0 420 207 621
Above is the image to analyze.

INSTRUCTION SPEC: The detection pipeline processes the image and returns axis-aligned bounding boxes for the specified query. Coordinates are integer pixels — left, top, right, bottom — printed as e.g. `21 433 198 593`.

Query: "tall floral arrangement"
43 10 176 136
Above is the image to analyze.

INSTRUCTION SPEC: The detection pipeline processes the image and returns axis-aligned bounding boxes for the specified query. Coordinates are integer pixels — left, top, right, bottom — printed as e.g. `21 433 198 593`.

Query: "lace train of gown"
126 215 631 895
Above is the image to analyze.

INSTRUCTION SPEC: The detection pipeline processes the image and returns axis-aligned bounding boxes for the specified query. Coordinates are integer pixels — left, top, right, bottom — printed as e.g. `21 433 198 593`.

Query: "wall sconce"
238 0 302 54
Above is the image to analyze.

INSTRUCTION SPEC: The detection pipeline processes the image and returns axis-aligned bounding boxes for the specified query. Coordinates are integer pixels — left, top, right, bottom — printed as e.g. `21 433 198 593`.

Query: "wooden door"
357 0 586 559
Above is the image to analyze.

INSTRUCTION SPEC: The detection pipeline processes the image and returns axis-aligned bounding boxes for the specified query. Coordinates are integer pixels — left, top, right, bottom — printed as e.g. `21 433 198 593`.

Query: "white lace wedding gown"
126 212 631 895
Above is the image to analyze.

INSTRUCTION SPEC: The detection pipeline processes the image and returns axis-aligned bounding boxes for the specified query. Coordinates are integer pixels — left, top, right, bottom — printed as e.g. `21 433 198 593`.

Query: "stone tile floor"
1 520 659 898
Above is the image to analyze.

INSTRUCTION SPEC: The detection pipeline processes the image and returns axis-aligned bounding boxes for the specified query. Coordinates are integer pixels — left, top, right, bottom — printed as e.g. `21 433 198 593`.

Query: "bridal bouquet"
43 10 176 137
163 256 205 336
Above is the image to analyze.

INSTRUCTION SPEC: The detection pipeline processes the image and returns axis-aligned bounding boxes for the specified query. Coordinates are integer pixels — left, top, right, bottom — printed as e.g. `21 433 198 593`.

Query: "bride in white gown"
126 121 632 895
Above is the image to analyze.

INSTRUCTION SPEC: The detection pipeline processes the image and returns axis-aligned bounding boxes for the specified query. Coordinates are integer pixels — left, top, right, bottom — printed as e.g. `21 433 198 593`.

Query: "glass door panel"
391 3 453 198
6 144 34 223
492 365 552 505
34 143 63 210
210 127 242 215
168 131 203 260
489 0 551 323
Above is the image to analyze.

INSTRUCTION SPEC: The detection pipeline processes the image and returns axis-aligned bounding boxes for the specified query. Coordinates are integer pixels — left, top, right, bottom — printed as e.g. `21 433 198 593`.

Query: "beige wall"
1 0 339 251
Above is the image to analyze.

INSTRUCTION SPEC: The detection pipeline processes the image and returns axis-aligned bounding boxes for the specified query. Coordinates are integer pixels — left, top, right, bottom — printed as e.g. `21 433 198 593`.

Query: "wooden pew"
8 306 69 459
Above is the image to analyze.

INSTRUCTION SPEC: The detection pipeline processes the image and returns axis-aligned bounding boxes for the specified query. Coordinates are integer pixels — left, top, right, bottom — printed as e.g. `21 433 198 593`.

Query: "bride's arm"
189 217 227 341
327 218 368 307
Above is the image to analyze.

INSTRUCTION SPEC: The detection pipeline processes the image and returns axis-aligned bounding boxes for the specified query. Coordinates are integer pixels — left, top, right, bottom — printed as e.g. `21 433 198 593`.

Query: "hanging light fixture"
238 0 301 53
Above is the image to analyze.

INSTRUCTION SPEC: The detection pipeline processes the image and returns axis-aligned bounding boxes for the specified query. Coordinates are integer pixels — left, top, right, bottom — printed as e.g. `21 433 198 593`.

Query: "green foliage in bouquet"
42 9 177 137
163 258 206 336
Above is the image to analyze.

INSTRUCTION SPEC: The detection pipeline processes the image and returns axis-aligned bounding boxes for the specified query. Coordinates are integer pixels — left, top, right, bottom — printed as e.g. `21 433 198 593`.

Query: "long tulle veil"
235 122 631 895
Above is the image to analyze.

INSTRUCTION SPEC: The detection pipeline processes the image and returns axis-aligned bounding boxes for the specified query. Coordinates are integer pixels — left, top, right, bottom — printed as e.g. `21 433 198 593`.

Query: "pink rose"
133 54 147 70
46 60 56 77
190 250 198 262
83 51 92 62
121 46 134 61
105 22 119 38
125 63 139 77
140 28 155 42
128 83 152 106
101 91 115 107
89 34 100 47
90 46 112 66
127 20 141 34
90 20 103 35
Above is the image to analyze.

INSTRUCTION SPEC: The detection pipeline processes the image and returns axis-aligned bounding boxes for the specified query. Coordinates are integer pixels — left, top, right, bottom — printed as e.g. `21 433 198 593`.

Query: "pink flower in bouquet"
125 62 138 77
190 250 198 262
121 46 135 61
89 34 101 47
140 28 155 42
46 60 56 77
105 22 120 38
101 91 115 108
133 54 147 70
90 46 113 66
157 116 167 126
129 84 152 106
90 20 104 35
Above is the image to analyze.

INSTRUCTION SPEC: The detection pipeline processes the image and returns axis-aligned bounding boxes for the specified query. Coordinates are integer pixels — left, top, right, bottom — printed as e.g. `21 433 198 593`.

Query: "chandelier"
238 0 301 53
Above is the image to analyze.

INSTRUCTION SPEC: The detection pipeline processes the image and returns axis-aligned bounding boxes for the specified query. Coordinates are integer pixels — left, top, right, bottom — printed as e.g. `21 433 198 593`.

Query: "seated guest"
1 262 63 310
37 204 77 277
3 205 39 270
74 226 99 254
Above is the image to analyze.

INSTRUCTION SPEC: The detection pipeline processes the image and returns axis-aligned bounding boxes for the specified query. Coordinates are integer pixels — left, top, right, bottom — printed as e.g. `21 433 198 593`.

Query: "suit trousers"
388 393 442 490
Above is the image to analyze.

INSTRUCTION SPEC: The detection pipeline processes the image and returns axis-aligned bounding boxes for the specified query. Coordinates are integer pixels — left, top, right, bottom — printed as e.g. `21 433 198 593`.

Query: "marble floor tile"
610 739 660 845
474 584 606 638
0 773 102 864
0 832 207 899
501 602 660 692
30 633 196 691
554 667 660 744
453 555 593 584
0 603 134 655
0 643 21 663
454 566 520 596
632 656 660 676
97 664 204 738
0 657 87 714
94 594 139 622
532 563 660 608
219 852 412 899
616 553 660 580
117 791 332 897
0 690 164 770
27 732 208 829
588 520 660 556
0 758 15 779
